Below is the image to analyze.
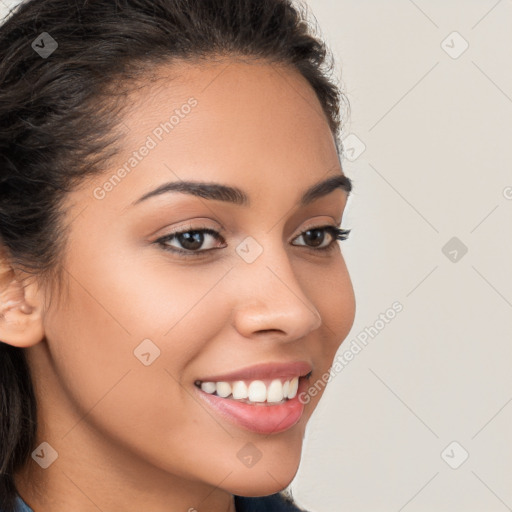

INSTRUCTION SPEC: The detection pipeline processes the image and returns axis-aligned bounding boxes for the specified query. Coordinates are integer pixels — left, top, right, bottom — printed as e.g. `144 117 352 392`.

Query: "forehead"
73 58 343 214
120 57 338 166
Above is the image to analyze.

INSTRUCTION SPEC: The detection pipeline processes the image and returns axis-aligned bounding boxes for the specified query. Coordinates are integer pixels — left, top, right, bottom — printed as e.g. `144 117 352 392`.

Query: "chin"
225 447 302 497
228 477 294 498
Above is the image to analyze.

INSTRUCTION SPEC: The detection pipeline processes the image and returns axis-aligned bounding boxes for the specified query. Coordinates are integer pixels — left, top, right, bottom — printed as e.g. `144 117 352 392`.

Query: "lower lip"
194 377 308 435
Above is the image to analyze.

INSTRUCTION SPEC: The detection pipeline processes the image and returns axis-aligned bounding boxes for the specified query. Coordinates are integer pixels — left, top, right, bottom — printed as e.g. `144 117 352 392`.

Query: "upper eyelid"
156 223 343 249
157 221 342 239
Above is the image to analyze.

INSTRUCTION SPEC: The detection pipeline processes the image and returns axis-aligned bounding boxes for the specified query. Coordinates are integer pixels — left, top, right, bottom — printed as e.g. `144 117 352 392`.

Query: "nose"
231 246 322 342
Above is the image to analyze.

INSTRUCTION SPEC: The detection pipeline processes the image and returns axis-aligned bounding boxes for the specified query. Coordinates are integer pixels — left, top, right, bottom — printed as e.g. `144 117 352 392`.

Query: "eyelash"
154 224 351 258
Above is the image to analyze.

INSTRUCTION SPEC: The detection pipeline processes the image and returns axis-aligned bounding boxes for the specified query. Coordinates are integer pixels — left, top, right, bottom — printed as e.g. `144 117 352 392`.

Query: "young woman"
0 0 356 510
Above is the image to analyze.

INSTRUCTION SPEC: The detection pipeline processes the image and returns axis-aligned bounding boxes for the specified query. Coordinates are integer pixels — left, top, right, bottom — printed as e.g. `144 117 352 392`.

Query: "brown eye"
301 228 326 247
156 227 225 255
176 231 206 251
292 226 350 252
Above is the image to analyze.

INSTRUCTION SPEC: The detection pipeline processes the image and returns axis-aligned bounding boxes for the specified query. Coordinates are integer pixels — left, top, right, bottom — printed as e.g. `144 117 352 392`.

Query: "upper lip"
196 361 313 382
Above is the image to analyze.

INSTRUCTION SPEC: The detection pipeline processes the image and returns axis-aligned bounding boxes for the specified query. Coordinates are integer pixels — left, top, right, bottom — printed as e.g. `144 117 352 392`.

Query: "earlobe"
0 257 45 348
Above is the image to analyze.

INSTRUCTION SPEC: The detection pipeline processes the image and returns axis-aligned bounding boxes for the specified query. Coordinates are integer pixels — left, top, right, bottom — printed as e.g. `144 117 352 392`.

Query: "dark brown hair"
0 0 347 509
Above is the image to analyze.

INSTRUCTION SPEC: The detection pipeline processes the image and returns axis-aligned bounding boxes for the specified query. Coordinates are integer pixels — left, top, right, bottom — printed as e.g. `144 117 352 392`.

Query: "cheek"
46 254 233 394
300 255 355 389
65 223 233 339
42 262 235 477
327 256 356 345
303 253 355 341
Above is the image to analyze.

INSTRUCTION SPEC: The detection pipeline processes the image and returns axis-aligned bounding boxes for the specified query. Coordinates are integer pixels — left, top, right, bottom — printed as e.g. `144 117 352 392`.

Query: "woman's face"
22 59 355 506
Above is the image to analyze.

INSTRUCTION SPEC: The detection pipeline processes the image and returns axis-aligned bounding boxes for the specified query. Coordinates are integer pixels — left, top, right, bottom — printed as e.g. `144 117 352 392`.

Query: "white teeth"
232 381 248 399
215 381 232 398
288 377 299 399
248 380 267 402
267 379 284 403
197 377 301 403
282 380 290 398
200 381 216 394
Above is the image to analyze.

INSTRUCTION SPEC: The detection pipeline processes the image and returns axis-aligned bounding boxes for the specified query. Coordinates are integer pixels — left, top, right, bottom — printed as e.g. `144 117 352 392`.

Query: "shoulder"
0 496 34 512
234 492 311 512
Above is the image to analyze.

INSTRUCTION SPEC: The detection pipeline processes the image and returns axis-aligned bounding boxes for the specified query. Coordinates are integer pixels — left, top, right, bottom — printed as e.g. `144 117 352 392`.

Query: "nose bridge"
231 235 322 340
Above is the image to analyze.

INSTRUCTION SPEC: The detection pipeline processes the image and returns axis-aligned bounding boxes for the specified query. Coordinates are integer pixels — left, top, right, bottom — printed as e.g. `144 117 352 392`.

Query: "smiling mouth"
194 373 312 406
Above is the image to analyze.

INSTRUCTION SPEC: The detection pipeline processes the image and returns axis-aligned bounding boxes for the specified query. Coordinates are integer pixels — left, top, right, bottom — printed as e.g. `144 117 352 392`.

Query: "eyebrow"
131 173 352 208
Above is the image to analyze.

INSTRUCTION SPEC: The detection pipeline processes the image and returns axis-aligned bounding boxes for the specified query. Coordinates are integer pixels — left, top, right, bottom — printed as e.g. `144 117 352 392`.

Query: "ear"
0 247 45 348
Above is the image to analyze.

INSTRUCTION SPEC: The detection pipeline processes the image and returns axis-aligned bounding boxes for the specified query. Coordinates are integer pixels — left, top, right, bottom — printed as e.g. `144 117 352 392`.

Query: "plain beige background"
1 0 511 511
289 1 512 511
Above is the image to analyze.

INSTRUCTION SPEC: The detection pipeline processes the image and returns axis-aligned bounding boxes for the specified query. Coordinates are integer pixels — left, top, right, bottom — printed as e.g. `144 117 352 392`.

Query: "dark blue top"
235 492 309 511
5 492 309 511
